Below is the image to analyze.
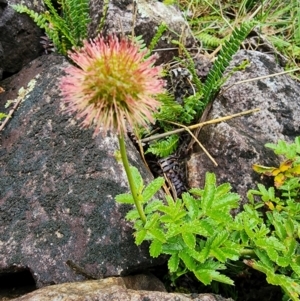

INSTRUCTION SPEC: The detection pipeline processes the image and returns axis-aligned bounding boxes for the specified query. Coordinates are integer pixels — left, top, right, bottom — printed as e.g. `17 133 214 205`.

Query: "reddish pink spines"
60 34 164 137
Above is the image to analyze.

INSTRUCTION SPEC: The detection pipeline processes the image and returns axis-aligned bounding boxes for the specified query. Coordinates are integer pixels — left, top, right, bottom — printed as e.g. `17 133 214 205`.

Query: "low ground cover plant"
116 137 300 301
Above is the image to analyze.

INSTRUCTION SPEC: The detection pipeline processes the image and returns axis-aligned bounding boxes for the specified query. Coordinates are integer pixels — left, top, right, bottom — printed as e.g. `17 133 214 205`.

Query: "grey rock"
187 50 300 206
0 54 165 288
88 0 194 63
11 276 233 301
122 273 167 292
1 0 193 80
0 0 44 79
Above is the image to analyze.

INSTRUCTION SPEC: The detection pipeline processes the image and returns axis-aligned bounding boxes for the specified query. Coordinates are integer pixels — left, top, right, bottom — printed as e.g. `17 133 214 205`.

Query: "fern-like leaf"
197 32 224 48
146 134 179 158
63 0 90 44
147 22 168 57
11 4 48 30
43 0 76 48
12 0 91 55
200 22 254 117
155 92 184 125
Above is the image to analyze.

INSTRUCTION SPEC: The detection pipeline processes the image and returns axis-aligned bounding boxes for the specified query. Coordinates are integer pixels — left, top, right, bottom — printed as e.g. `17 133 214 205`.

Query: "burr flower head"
59 34 164 136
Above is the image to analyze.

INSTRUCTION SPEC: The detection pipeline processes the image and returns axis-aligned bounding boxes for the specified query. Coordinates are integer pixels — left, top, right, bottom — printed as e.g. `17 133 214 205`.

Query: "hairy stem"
118 134 147 224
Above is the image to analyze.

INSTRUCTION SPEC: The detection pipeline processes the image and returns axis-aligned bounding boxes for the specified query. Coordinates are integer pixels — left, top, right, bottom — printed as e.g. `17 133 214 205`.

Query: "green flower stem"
118 134 147 224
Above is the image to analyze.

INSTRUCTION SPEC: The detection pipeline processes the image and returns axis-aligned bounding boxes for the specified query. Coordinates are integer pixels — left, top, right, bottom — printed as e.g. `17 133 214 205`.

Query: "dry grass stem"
141 108 260 143
223 68 300 92
0 98 23 132
165 119 218 166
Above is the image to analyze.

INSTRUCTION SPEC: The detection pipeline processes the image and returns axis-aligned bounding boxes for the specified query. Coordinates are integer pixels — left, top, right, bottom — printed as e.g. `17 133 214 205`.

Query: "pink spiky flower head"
59 34 165 137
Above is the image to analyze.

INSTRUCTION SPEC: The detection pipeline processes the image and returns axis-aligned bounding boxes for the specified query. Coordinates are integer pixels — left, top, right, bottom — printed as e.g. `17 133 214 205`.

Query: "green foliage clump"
245 137 300 300
116 136 300 301
252 137 300 189
11 0 91 55
146 91 204 158
117 170 240 285
146 22 254 158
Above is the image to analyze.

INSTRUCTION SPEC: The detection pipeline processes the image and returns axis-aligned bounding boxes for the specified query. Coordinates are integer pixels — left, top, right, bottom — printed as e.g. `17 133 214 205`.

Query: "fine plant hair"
116 136 300 301
11 0 91 55
145 21 254 158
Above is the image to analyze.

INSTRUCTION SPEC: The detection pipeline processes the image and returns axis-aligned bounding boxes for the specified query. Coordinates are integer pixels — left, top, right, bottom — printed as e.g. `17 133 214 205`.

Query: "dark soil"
0 263 284 301
0 270 36 300
150 263 283 301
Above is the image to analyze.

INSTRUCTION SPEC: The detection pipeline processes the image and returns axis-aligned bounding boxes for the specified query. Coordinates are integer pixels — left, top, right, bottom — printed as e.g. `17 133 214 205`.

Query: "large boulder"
88 0 194 63
1 0 192 80
0 0 44 79
187 50 300 205
0 54 165 288
11 276 232 301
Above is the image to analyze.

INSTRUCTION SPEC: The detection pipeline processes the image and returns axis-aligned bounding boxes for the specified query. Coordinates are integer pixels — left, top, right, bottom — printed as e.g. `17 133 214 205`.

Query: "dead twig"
165 119 218 166
186 102 212 153
222 68 300 93
141 108 260 143
0 98 23 132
